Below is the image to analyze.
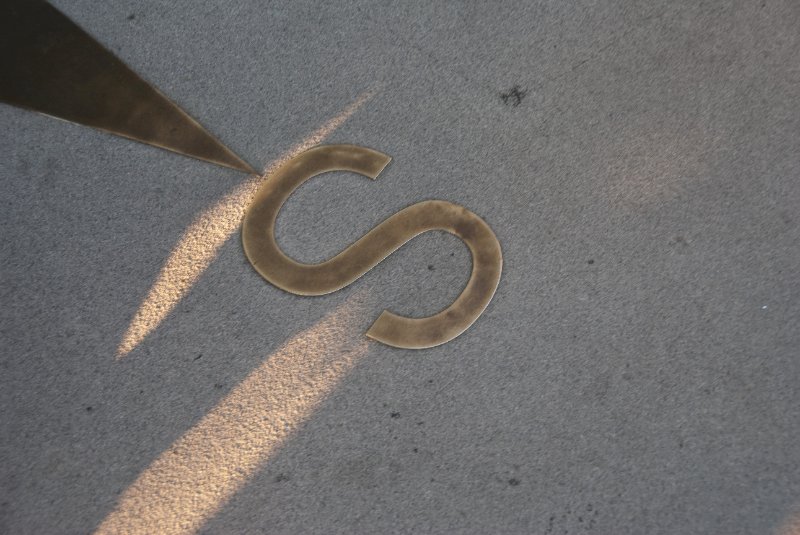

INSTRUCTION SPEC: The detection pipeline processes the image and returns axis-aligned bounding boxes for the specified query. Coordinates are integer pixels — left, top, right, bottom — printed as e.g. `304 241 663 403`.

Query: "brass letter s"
242 145 502 349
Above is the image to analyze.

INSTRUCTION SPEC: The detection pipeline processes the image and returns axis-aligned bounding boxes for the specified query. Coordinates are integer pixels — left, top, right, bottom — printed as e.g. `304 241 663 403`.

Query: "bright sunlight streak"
97 293 370 535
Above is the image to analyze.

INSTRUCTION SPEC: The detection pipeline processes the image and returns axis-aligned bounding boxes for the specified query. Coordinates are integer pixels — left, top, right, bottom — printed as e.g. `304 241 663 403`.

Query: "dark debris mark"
672 235 689 248
412 447 419 453
390 412 401 419
545 503 599 533
587 259 594 264
85 406 93 412
622 362 633 381
275 473 290 483
450 252 454 257
127 13 135 20
427 379 434 384
508 478 520 486
428 264 435 271
500 85 527 107
213 383 224 389
193 354 203 361
416 421 424 426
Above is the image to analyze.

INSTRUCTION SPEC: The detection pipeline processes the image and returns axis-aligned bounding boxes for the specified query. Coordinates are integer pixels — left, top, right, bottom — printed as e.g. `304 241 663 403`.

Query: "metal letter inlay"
242 145 503 349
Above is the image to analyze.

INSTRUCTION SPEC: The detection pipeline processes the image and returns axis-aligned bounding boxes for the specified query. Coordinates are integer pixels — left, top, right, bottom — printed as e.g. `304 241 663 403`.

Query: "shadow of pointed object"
0 0 255 174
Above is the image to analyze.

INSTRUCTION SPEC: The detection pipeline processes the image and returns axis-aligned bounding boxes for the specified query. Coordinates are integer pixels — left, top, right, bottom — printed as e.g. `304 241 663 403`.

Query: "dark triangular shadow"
0 0 255 173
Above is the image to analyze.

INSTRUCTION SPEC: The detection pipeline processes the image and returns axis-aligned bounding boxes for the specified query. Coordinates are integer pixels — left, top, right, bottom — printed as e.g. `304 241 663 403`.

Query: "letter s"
242 144 502 349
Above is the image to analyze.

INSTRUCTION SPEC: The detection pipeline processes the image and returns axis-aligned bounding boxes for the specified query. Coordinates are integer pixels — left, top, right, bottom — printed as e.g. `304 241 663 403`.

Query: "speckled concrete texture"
1 1 799 534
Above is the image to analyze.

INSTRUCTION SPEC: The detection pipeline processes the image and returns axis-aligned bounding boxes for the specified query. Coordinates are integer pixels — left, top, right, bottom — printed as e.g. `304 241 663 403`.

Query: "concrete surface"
1 1 799 533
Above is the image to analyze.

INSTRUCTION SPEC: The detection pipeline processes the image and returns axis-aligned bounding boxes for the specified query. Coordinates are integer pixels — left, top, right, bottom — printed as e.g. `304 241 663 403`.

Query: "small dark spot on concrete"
193 354 202 361
390 412 401 419
673 235 688 247
139 389 144 394
428 379 434 384
275 473 290 482
587 259 594 264
417 421 424 426
86 406 93 412
586 503 593 512
214 383 224 389
127 13 135 20
508 478 520 486
412 447 418 453
500 85 527 107
428 264 435 271
450 252 454 257
578 516 583 522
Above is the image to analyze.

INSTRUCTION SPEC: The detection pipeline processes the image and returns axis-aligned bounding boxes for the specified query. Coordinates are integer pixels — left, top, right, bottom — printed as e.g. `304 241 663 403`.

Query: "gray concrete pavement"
2 1 799 533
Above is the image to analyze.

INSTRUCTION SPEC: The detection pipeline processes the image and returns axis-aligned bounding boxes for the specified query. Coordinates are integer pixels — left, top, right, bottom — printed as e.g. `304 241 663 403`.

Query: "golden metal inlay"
242 144 503 349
